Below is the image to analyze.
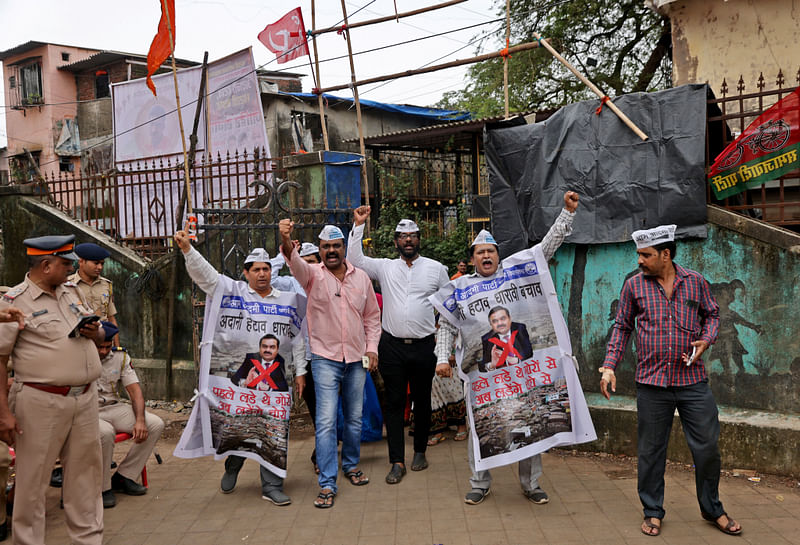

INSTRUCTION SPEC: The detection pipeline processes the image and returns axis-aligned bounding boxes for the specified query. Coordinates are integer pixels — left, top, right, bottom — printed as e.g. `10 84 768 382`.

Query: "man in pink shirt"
279 219 380 509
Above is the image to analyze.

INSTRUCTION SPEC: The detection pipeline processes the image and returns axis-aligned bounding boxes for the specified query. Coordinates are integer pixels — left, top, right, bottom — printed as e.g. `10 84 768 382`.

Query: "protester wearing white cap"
279 219 381 508
600 227 739 537
348 207 451 484
173 231 305 506
433 190 579 507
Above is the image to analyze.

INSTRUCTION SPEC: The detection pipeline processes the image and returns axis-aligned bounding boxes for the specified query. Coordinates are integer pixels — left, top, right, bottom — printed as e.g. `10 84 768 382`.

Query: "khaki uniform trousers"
0 440 9 526
9 382 103 545
98 404 164 491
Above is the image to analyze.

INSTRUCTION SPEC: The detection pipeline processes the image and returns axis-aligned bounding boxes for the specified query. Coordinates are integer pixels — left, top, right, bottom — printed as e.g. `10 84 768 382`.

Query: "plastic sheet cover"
485 84 710 253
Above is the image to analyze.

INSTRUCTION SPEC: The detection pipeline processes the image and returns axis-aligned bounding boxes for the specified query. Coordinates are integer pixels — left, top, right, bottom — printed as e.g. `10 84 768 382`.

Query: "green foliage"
369 162 468 275
438 0 672 116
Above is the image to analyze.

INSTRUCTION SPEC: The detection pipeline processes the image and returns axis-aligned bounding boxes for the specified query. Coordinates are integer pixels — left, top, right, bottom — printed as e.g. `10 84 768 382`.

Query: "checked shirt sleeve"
435 318 458 365
697 277 720 345
539 208 575 261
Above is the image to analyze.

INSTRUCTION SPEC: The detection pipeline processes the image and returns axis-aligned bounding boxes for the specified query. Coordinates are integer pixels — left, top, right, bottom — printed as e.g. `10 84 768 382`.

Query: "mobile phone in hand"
69 315 100 338
362 355 370 369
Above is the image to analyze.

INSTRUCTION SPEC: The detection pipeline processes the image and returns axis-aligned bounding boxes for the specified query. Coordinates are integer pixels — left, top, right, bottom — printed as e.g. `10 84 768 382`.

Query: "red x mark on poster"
488 330 521 368
247 358 280 389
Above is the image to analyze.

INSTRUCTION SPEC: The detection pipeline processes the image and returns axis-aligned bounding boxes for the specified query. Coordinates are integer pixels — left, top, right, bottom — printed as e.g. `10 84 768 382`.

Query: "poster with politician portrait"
174 274 304 478
430 245 596 471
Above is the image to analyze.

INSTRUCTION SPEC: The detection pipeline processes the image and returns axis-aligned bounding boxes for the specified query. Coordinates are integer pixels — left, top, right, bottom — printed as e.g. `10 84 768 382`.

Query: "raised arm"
347 206 388 280
539 191 579 261
279 219 313 291
174 230 219 295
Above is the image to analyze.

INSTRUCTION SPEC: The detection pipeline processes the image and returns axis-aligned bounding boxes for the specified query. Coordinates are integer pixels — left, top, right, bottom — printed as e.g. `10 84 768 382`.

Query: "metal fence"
39 148 285 259
707 69 800 227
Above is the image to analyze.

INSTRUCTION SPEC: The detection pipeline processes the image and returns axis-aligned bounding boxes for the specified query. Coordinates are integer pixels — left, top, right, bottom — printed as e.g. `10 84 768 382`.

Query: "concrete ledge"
578 393 800 476
708 204 800 252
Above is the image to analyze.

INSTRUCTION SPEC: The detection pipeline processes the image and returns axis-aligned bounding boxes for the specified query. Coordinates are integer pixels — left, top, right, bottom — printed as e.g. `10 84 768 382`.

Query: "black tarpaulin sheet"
485 84 709 254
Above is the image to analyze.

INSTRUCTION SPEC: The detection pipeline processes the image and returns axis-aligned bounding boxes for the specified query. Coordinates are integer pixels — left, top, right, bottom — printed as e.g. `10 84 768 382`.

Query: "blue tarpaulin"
284 92 470 121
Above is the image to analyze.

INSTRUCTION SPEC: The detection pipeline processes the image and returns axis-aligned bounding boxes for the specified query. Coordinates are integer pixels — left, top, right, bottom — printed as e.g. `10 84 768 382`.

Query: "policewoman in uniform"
0 235 105 545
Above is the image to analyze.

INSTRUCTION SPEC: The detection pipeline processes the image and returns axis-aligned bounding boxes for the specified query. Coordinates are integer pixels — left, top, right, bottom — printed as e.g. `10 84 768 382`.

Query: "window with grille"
20 62 43 105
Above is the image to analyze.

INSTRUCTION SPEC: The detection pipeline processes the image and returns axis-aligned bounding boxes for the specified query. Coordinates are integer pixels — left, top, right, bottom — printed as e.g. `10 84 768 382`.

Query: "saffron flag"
709 87 800 199
146 0 176 96
257 7 309 64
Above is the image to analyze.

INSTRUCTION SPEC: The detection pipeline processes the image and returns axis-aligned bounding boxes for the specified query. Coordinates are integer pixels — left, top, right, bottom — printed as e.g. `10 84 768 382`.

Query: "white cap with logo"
319 225 345 241
299 242 319 257
631 225 677 249
395 219 419 233
470 229 498 247
244 248 271 264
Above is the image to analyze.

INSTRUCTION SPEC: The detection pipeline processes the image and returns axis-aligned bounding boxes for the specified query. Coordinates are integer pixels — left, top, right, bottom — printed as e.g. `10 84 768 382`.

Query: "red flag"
146 0 176 96
708 87 800 199
258 8 309 64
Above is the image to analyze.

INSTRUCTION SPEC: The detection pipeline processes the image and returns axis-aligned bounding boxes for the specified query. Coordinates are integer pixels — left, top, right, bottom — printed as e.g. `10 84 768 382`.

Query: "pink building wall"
2 43 98 179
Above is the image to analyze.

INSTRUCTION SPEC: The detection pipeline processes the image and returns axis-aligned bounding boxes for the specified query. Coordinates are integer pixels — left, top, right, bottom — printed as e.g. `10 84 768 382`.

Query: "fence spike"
737 75 745 94
776 69 785 88
757 72 765 92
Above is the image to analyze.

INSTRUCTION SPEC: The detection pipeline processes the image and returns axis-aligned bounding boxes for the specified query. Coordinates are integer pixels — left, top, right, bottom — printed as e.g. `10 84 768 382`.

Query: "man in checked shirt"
600 225 742 538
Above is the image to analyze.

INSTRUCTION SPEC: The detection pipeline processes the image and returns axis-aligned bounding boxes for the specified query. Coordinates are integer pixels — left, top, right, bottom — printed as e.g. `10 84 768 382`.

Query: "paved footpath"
40 427 799 545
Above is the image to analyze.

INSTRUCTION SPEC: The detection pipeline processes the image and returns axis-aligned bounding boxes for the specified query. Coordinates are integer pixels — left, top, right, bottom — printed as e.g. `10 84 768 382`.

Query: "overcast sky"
0 0 504 148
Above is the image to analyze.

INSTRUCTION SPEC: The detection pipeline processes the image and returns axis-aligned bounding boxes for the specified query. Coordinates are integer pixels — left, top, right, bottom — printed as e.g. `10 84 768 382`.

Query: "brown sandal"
641 517 661 537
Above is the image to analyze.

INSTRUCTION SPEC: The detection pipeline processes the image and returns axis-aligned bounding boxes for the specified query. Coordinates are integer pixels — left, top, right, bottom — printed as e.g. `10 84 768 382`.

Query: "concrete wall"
547 205 800 474
661 0 800 89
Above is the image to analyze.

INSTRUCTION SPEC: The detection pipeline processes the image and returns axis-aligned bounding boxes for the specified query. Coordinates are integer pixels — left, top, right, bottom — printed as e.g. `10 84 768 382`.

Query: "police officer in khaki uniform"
69 243 118 345
0 235 105 545
95 322 164 509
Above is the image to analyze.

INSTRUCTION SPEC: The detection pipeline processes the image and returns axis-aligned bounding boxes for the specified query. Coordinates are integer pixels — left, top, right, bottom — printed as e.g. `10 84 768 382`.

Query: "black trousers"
378 331 436 464
302 364 317 425
636 380 725 520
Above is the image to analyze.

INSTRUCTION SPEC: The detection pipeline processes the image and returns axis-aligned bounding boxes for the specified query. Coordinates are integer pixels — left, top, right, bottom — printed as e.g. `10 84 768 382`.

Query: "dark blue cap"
23 235 78 260
75 243 110 261
100 321 118 342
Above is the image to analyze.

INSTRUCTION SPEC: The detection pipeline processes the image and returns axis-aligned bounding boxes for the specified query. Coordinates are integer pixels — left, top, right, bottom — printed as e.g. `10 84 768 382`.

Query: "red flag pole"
160 0 195 217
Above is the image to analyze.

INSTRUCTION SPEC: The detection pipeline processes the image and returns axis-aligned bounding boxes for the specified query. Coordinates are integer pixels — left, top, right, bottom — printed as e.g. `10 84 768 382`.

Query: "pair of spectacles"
397 233 420 241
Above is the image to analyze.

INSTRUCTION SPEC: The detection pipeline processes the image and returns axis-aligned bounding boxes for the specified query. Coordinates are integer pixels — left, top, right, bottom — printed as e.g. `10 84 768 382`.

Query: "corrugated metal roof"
58 50 197 72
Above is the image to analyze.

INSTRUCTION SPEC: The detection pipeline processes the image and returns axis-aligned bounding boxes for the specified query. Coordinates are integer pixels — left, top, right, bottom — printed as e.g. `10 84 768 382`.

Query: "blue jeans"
311 355 367 494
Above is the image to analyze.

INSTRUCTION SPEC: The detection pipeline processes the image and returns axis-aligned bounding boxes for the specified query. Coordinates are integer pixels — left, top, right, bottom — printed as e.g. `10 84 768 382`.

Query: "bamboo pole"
161 0 196 211
503 0 510 119
339 0 370 215
311 0 330 150
531 31 649 141
311 0 466 36
317 41 543 94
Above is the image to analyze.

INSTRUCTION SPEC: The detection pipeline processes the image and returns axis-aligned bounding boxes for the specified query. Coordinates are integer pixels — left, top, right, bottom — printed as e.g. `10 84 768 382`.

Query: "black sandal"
344 468 369 486
313 489 335 509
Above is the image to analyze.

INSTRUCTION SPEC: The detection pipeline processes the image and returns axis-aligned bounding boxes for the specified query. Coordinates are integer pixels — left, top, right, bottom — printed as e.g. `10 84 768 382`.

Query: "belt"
24 383 91 397
382 330 435 345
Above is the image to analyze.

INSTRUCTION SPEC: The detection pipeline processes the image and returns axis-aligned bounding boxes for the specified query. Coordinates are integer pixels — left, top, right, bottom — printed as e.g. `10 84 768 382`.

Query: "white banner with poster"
111 48 269 237
430 245 596 471
173 274 305 478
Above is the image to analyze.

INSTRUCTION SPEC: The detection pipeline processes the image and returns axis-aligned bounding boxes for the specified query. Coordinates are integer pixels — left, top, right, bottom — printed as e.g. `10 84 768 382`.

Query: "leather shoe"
385 463 406 484
102 489 117 509
49 467 63 488
410 452 428 471
220 469 239 493
111 472 146 496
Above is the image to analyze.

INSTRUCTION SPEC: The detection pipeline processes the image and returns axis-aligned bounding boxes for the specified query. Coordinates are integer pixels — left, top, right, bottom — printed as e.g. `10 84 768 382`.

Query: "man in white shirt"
348 209 450 484
173 235 304 506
